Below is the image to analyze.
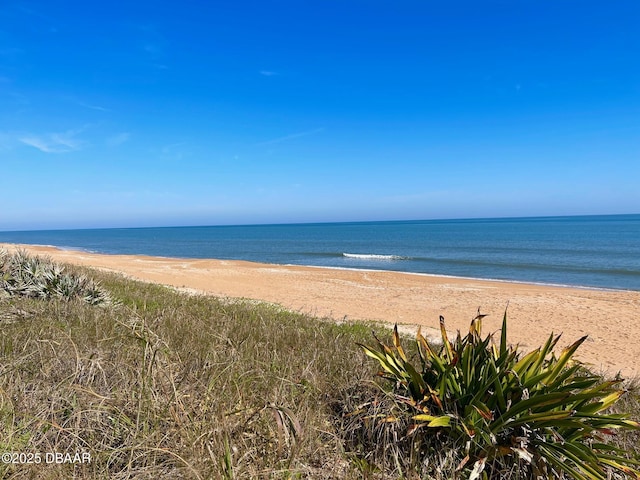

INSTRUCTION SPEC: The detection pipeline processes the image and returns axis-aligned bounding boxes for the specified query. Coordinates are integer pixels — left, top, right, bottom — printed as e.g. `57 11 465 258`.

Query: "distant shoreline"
3 242 640 377
3 240 638 294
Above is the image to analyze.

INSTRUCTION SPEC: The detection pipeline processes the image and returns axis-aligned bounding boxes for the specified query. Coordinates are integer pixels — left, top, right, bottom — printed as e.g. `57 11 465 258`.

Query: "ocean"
1 214 639 291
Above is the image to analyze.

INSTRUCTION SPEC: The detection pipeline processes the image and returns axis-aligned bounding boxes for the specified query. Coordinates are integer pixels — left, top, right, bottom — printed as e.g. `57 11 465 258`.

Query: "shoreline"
2 242 640 377
288 263 636 294
6 242 636 294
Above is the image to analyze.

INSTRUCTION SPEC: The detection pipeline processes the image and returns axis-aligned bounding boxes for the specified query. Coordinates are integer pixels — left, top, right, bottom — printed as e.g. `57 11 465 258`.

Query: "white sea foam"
342 253 407 261
57 245 95 253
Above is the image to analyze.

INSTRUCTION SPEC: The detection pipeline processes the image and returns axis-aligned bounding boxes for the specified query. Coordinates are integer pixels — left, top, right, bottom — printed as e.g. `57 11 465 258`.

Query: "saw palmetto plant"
0 249 113 305
359 311 640 479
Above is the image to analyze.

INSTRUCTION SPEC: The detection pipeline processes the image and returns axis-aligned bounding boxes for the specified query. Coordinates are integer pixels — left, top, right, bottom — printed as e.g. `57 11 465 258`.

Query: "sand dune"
3 243 639 377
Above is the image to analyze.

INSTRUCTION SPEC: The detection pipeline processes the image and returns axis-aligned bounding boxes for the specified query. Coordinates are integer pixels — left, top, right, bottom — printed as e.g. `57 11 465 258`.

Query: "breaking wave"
342 253 409 261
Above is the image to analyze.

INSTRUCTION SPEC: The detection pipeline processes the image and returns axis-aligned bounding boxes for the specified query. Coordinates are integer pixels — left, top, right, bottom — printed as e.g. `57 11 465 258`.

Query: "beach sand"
3 243 640 377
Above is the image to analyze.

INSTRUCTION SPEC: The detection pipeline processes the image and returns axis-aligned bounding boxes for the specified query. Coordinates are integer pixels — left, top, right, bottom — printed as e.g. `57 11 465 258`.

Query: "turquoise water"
1 214 639 291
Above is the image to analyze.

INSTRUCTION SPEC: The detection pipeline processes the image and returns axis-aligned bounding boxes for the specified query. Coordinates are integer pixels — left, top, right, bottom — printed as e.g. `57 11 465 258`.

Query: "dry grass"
1 260 638 479
1 267 388 478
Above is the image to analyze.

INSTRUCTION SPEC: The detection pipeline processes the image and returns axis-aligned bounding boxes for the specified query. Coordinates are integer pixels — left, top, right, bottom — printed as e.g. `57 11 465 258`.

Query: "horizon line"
1 212 639 233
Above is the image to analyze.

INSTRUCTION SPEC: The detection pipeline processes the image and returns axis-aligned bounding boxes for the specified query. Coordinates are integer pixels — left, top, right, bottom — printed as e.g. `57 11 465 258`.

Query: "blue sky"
1 0 639 230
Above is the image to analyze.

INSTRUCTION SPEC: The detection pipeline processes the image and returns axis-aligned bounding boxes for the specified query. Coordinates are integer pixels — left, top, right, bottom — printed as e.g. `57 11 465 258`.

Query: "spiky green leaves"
0 249 113 305
359 310 640 479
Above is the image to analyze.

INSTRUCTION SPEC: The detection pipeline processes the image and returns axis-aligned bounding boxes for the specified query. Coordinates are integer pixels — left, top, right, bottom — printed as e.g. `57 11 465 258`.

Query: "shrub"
0 249 113 305
359 310 640 479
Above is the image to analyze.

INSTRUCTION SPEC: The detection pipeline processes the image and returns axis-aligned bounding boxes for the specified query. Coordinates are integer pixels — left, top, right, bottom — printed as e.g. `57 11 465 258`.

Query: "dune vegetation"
1 250 639 479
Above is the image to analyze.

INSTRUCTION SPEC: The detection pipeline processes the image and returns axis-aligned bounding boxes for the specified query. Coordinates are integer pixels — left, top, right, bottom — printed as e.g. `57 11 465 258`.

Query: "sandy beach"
3 242 639 377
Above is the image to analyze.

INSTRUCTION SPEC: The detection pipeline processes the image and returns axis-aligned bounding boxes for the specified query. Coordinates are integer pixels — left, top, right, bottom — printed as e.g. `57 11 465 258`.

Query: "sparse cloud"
19 128 85 153
257 128 324 146
260 70 277 76
124 23 167 68
78 101 111 112
135 24 165 61
143 43 162 57
106 132 130 147
140 41 168 69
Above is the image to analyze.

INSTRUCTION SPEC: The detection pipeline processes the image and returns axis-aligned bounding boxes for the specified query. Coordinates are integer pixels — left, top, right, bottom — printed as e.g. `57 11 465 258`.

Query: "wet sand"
3 243 640 377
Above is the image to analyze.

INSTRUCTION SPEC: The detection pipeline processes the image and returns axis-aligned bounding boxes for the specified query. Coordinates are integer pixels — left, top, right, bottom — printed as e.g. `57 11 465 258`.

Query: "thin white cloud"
19 129 85 153
143 43 161 56
260 70 277 76
258 128 324 146
78 101 111 112
106 132 130 147
127 23 168 69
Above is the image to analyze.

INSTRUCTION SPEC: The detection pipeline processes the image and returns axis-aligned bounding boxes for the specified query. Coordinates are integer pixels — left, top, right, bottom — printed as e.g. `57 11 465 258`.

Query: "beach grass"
1 264 382 478
1 255 639 478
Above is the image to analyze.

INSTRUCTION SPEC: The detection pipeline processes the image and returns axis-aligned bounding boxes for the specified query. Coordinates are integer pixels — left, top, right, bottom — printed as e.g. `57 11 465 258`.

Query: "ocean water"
1 214 639 291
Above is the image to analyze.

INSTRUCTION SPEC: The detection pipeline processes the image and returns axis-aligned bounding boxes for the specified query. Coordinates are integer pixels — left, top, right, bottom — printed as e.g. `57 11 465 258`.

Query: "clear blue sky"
1 1 639 230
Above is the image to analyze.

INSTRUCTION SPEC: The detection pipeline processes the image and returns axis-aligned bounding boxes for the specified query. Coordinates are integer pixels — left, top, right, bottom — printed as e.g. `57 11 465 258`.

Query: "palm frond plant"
0 249 114 305
359 310 640 479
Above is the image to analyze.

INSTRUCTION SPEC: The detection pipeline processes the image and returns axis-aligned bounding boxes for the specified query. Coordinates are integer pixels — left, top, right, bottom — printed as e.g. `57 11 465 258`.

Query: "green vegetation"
0 255 377 479
0 252 638 478
359 312 640 479
0 249 113 305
